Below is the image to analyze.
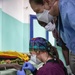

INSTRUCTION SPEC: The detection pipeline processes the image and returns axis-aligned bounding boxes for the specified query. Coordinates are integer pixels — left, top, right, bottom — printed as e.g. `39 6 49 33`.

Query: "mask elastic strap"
50 0 57 9
45 0 57 9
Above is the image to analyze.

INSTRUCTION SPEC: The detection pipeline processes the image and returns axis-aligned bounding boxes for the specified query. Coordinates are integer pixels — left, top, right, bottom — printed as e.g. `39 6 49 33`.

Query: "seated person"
17 37 68 75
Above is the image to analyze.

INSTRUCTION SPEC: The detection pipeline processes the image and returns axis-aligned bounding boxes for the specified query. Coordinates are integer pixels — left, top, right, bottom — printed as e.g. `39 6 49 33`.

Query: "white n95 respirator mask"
45 22 55 31
36 9 54 23
30 54 41 64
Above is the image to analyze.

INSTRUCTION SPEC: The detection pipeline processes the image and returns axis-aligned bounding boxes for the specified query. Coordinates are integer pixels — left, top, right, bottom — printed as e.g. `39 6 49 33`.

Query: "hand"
52 29 59 39
12 63 22 70
22 62 36 72
66 65 74 75
17 70 26 75
0 63 21 70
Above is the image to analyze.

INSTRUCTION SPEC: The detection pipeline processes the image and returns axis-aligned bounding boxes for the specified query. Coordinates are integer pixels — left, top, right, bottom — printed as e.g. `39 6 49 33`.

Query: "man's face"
30 0 50 14
30 0 58 30
30 0 57 13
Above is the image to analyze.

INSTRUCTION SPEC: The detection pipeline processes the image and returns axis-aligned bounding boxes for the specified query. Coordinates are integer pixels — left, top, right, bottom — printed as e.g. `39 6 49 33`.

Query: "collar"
46 59 58 63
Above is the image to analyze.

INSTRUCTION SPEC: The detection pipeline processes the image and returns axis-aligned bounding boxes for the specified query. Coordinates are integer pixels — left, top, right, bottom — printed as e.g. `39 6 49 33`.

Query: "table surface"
0 69 17 75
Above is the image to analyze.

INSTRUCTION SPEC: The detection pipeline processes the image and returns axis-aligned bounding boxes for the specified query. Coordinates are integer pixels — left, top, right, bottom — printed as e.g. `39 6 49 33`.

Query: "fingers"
23 62 31 67
22 67 29 70
17 70 26 75
22 62 29 70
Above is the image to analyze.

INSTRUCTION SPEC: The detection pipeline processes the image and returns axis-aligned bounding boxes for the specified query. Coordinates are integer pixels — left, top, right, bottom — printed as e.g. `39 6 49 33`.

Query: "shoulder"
36 63 54 75
38 62 63 72
37 62 65 75
59 0 75 24
59 60 64 67
59 0 75 13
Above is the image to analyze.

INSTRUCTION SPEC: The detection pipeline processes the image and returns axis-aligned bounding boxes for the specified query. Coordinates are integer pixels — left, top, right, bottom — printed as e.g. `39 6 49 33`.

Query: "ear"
37 50 40 54
43 0 51 7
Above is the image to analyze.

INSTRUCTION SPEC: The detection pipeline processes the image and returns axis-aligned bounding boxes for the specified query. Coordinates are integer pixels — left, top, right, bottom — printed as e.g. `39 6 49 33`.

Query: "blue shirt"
58 0 75 53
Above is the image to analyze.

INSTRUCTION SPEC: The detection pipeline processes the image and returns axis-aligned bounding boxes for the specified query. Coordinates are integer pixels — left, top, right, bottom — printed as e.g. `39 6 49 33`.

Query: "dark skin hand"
0 63 22 70
37 20 47 27
12 63 22 70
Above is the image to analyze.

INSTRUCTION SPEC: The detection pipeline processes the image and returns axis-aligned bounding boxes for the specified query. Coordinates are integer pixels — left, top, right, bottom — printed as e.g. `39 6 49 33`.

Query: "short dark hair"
29 0 44 5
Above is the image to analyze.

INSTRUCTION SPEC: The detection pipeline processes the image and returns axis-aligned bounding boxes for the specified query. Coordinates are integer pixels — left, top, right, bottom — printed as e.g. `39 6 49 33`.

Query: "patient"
0 63 21 70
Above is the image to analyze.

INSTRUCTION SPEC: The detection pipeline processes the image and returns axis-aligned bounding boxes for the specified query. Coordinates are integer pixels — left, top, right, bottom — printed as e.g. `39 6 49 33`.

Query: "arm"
65 1 75 52
0 63 22 70
67 0 75 30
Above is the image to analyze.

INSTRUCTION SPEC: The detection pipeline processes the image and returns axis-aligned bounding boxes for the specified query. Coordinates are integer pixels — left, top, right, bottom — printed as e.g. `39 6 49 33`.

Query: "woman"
17 37 67 75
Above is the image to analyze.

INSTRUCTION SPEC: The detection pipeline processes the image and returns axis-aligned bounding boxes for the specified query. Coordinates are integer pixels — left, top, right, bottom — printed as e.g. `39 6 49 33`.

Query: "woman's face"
30 50 43 61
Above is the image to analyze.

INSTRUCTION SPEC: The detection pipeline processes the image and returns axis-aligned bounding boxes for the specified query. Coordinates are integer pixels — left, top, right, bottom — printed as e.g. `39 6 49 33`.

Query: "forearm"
0 64 13 70
0 63 22 70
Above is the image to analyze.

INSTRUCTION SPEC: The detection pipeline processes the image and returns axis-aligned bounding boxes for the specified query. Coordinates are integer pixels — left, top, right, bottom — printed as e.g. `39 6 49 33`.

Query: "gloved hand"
17 70 26 75
66 65 74 75
22 62 36 72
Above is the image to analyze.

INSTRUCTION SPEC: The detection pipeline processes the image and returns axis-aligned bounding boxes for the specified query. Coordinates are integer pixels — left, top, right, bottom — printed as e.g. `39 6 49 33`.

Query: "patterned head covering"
29 37 52 51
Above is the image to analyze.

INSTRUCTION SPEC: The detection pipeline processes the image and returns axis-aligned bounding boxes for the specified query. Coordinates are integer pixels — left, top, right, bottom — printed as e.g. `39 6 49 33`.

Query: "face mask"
30 54 41 64
45 22 55 31
36 9 54 23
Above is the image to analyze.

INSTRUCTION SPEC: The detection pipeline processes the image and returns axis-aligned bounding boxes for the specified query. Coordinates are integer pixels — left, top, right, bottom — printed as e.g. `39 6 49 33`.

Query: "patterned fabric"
29 37 52 51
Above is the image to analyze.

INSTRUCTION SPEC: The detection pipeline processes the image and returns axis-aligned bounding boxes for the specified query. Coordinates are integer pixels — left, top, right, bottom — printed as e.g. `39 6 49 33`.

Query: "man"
38 20 70 74
29 0 75 74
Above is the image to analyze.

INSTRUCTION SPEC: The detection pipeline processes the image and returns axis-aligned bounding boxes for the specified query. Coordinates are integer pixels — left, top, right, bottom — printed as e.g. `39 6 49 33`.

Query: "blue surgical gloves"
17 70 26 75
66 65 74 75
22 62 36 72
17 62 36 75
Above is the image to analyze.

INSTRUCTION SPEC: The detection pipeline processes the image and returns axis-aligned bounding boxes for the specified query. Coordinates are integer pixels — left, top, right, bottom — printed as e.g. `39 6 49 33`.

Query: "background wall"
0 0 2 50
0 0 30 52
33 19 46 38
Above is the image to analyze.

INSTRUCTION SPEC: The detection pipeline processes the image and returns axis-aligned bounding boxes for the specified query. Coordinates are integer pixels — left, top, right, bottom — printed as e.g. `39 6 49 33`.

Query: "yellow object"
0 51 29 61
